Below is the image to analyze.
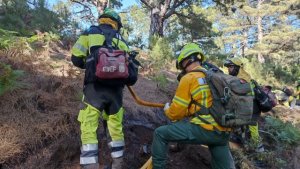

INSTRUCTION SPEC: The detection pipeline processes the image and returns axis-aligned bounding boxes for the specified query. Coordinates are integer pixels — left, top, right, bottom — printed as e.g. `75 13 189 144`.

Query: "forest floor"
0 42 300 169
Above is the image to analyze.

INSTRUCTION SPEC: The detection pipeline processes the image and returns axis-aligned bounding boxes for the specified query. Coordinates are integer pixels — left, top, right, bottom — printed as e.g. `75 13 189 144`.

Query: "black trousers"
83 83 123 115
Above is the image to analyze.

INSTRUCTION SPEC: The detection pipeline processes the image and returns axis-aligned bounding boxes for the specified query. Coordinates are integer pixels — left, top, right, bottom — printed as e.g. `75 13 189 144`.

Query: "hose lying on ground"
127 85 165 108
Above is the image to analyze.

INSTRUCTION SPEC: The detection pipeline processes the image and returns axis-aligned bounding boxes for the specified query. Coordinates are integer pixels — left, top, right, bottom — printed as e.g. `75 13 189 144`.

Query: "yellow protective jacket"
71 25 129 69
237 68 251 82
165 66 230 131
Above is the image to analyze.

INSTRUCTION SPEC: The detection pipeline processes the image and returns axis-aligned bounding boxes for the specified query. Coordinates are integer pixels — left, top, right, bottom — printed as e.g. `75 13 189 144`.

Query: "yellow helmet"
224 57 244 67
176 43 206 69
98 8 122 29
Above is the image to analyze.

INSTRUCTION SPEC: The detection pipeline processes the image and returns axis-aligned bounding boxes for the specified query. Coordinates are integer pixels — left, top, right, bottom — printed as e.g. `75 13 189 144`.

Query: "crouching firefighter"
71 8 138 169
151 43 235 169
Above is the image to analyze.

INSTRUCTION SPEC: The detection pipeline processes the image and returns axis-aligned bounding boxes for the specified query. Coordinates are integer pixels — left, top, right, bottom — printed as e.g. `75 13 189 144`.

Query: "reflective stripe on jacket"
165 66 230 131
71 25 129 60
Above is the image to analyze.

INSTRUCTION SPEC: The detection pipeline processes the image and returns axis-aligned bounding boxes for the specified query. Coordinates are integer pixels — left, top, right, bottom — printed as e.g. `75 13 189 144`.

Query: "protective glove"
164 102 170 111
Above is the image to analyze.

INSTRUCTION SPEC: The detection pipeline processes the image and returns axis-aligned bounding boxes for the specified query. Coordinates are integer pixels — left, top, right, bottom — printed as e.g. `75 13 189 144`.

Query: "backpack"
85 26 139 86
95 48 129 80
190 68 255 128
251 80 277 112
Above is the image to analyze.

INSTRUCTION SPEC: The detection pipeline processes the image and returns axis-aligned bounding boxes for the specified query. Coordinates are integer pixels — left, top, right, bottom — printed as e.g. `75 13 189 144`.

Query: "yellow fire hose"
127 85 165 108
140 157 153 169
126 85 163 169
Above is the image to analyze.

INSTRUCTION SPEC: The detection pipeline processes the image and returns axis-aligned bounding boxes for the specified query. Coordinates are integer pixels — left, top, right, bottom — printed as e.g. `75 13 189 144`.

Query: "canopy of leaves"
213 0 300 84
0 0 71 35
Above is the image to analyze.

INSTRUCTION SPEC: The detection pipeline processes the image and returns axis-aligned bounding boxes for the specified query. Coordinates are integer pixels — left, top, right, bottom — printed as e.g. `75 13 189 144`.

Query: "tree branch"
70 0 93 17
160 0 170 17
165 0 185 19
140 0 153 9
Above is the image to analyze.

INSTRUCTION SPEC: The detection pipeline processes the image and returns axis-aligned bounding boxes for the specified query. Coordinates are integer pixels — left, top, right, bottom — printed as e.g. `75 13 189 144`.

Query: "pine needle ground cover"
0 41 82 168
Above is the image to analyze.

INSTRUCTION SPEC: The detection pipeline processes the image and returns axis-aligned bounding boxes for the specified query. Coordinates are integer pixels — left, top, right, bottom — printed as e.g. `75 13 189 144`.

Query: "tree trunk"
257 0 265 63
242 29 248 58
150 8 164 37
94 0 108 15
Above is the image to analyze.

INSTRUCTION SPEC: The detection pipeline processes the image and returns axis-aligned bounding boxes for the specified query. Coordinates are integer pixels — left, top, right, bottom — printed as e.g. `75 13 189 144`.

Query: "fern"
0 63 24 96
0 28 18 49
265 116 300 145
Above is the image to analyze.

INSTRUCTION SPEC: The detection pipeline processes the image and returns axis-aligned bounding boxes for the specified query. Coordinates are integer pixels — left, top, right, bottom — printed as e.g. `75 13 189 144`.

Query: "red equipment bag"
95 48 129 79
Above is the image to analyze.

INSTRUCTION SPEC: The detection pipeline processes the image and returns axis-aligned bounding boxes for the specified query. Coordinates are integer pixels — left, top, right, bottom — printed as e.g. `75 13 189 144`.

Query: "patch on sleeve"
197 78 207 85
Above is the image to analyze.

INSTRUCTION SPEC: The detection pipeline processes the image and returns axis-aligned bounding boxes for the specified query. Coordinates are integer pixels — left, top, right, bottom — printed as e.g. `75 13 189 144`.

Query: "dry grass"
0 41 82 167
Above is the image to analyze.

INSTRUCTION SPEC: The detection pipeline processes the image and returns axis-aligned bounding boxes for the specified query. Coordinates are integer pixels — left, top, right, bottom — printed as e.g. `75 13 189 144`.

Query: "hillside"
0 41 300 169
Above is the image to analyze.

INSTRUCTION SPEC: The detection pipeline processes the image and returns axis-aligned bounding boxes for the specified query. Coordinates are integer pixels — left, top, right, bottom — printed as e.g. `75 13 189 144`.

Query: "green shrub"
264 116 300 145
0 28 18 49
149 36 174 68
152 73 168 89
0 63 24 96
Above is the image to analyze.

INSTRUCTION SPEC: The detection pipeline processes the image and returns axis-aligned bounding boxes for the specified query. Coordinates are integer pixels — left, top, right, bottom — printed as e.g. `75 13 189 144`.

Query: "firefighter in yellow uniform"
275 87 297 109
151 43 235 169
71 9 130 169
224 57 264 152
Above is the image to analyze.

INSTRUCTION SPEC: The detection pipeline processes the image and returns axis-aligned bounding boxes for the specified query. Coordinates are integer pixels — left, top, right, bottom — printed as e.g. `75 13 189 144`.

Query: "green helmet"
176 43 205 69
99 8 122 27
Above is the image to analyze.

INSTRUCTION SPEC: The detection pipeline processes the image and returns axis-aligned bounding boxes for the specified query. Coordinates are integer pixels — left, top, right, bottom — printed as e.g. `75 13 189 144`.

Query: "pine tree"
214 0 300 83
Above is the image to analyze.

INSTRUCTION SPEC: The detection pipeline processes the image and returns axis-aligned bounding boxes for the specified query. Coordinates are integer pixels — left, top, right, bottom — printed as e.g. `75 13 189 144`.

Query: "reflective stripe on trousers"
80 143 99 165
109 140 125 158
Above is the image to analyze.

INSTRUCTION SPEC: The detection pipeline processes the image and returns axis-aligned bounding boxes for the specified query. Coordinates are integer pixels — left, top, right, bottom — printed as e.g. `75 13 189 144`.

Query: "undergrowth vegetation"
264 116 300 145
0 63 24 96
232 113 300 169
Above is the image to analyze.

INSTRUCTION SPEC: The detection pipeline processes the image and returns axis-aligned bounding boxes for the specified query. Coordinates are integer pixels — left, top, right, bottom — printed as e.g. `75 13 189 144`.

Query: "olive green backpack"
190 69 255 128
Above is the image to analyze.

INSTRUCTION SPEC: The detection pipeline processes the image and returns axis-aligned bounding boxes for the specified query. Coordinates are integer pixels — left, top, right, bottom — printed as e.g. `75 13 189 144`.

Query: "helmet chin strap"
182 59 201 70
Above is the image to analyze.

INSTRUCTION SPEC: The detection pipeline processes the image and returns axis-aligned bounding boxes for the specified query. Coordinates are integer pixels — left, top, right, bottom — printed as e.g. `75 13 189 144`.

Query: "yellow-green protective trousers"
248 123 260 146
78 103 125 165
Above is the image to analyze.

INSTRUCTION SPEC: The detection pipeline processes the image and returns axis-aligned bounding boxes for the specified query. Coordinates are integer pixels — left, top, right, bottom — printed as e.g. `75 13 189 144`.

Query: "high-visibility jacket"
71 25 129 69
237 67 251 82
165 66 230 131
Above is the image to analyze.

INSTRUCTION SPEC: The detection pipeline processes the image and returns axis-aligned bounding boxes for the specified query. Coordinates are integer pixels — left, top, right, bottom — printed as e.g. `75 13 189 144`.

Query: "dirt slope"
1 43 300 169
0 43 213 169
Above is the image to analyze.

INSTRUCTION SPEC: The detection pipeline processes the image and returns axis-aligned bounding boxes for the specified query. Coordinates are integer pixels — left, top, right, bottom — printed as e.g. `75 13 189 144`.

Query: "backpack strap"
187 68 210 116
186 70 214 126
192 104 222 133
97 25 119 52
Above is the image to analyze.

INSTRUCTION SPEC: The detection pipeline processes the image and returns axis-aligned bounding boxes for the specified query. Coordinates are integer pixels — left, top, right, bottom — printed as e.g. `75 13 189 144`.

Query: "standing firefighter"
151 43 235 169
223 57 264 152
71 9 136 169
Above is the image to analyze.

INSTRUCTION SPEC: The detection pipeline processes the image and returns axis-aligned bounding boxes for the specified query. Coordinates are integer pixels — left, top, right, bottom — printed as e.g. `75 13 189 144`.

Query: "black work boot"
81 163 99 169
111 157 123 169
